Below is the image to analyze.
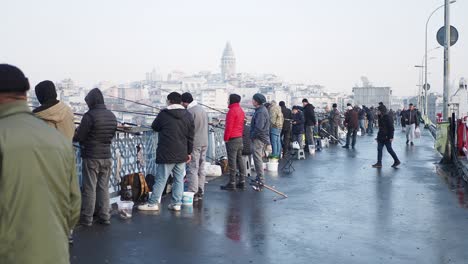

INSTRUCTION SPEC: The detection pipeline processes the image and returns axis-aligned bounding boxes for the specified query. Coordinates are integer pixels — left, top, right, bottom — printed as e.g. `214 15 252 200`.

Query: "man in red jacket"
221 94 247 191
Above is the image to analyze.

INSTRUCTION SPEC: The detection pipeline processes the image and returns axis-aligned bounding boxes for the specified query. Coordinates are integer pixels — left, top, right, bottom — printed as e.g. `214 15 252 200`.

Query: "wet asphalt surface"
70 129 468 264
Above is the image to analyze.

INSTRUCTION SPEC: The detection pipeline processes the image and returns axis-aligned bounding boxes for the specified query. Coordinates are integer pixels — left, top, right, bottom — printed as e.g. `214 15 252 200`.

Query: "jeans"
149 163 185 205
359 119 365 135
252 139 266 180
81 158 112 223
270 127 282 157
406 124 416 142
226 137 246 184
345 128 357 147
367 121 374 134
377 140 399 164
186 146 207 194
305 126 315 147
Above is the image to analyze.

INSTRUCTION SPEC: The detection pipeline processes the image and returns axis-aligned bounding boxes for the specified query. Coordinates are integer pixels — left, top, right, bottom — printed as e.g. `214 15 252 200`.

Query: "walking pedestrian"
33 80 75 140
279 101 292 155
251 93 270 188
269 100 283 158
328 103 341 143
402 103 419 146
291 106 305 147
372 104 401 168
181 92 208 201
74 88 117 226
139 92 194 211
302 98 317 151
221 94 247 191
342 105 358 149
0 64 81 264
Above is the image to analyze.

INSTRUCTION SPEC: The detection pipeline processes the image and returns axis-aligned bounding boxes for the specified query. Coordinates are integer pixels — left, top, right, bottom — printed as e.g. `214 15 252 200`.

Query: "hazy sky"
1 0 467 96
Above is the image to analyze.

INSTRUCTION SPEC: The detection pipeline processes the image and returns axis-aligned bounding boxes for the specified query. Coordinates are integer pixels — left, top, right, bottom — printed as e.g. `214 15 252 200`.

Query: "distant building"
353 86 392 108
220 42 236 81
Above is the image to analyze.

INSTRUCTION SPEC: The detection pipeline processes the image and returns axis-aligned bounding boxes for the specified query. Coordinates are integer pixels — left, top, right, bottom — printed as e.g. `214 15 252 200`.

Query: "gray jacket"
250 105 271 144
187 101 209 147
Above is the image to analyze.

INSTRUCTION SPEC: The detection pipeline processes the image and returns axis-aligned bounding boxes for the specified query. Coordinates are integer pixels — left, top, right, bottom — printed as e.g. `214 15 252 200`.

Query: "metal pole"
443 0 451 120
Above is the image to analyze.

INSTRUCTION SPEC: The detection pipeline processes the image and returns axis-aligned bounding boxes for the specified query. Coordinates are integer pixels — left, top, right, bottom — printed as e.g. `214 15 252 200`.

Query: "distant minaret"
221 42 236 81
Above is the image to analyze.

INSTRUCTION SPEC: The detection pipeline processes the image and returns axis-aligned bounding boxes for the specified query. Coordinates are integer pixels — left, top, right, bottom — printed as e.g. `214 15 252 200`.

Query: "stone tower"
221 42 236 81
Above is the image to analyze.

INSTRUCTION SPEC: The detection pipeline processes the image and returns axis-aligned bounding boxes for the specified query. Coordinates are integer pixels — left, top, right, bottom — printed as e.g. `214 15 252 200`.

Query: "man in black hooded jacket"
74 88 117 226
279 101 292 155
372 104 400 168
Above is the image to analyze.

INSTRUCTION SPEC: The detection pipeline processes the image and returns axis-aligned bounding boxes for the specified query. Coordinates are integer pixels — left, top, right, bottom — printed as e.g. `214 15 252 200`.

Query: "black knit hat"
229 94 241 105
35 80 57 104
181 92 193 103
332 103 337 108
378 104 387 114
0 64 29 93
167 92 182 104
279 101 285 107
252 93 266 105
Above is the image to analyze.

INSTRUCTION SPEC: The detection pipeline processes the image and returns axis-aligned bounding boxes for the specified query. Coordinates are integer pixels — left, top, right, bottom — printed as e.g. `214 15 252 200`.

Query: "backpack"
120 173 150 203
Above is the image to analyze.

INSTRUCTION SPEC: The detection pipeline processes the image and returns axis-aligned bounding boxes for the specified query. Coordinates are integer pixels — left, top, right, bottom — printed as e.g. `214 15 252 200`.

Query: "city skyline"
1 0 467 96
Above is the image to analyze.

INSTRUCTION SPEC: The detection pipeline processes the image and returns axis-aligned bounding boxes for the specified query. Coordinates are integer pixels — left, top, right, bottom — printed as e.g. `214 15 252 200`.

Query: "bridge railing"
75 126 226 197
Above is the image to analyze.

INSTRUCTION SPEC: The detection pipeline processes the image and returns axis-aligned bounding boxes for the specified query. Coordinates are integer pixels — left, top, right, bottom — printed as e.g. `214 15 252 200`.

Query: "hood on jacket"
164 104 187 120
305 103 315 110
85 88 105 109
33 80 60 113
34 101 71 123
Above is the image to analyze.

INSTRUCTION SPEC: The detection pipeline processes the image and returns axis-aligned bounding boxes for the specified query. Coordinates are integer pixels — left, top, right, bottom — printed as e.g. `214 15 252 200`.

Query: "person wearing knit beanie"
252 93 266 106
0 64 30 95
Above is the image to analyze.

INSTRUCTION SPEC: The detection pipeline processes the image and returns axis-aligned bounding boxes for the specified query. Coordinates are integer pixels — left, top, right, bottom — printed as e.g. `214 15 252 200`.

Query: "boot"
220 182 236 191
236 182 246 190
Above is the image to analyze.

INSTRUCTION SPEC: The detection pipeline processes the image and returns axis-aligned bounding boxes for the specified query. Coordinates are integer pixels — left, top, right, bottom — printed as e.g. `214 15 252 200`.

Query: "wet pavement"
70 129 468 264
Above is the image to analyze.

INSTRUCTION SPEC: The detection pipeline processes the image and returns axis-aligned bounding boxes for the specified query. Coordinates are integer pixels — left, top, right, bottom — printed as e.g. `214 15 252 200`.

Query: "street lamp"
424 0 456 119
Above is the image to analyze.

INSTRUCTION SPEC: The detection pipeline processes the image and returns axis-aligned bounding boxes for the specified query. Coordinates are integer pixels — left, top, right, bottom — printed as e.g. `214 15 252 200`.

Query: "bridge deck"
71 129 468 264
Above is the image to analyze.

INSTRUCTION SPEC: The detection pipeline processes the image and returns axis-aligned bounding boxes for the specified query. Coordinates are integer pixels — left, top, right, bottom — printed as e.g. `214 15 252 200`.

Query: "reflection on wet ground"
71 130 468 264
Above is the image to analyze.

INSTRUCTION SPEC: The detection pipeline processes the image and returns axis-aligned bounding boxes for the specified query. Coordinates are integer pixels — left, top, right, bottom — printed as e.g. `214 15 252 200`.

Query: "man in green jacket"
0 64 81 264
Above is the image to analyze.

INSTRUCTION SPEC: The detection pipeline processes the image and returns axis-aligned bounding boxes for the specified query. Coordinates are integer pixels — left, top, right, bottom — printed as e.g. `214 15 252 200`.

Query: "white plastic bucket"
118 201 134 219
267 162 279 172
263 163 267 170
182 192 195 206
308 145 316 154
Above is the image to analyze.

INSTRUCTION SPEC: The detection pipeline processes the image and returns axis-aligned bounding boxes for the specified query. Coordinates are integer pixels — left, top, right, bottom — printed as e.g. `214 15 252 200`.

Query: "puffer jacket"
250 105 271 144
34 101 75 140
292 111 304 135
269 103 284 129
73 88 117 159
377 113 395 142
152 104 194 164
224 102 245 142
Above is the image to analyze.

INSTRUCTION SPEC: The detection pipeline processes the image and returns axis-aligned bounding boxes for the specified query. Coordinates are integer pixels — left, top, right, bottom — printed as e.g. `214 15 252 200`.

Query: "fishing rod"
105 94 161 111
110 109 157 117
198 102 227 115
73 112 151 129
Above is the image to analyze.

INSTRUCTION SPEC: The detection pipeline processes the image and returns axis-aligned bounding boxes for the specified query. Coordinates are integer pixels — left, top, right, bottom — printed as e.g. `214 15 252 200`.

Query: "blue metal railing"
75 126 226 197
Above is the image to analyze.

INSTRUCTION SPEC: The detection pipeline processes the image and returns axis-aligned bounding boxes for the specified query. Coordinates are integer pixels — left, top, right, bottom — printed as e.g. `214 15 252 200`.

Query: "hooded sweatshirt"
73 88 117 159
152 104 195 164
187 101 208 147
35 101 75 140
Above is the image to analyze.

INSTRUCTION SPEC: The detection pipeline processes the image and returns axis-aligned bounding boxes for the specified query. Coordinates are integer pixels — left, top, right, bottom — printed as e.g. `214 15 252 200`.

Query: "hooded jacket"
73 88 117 159
34 101 75 140
303 103 316 126
269 102 284 129
152 104 195 164
224 102 245 142
377 112 395 142
0 101 80 264
187 101 208 147
292 111 305 135
250 105 270 144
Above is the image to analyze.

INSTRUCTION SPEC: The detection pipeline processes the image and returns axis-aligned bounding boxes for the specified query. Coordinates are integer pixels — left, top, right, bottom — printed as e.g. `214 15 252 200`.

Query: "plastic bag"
415 127 421 138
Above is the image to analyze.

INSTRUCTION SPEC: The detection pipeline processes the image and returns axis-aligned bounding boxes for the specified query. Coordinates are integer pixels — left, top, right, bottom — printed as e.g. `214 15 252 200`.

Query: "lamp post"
424 0 456 119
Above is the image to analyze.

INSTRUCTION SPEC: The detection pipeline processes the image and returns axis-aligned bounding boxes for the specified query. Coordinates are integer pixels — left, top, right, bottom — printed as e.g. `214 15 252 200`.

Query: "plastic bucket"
182 192 195 206
267 162 278 171
118 201 134 219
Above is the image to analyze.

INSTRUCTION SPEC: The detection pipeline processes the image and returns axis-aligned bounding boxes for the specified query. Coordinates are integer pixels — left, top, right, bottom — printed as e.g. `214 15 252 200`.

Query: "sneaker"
168 203 181 211
342 145 349 149
220 182 236 191
236 182 246 190
410 142 414 146
372 163 382 168
406 140 409 145
138 203 159 211
78 221 92 227
391 161 401 168
97 219 111 226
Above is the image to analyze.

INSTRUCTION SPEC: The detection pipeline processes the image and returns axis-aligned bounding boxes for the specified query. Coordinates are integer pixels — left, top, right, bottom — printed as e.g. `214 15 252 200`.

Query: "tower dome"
221 42 236 81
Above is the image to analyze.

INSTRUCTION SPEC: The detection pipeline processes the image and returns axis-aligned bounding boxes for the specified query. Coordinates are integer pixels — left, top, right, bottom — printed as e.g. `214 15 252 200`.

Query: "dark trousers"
345 128 357 147
367 121 374 134
330 123 339 143
81 158 112 223
226 137 246 184
281 128 291 154
377 140 399 164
